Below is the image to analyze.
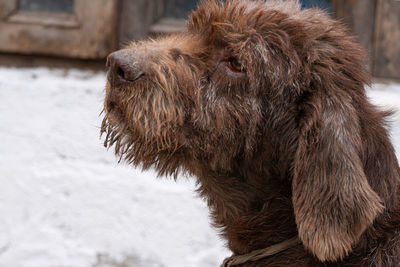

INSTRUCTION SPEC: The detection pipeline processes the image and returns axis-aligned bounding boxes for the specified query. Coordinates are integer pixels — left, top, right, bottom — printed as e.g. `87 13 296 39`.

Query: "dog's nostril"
117 67 126 80
116 66 144 82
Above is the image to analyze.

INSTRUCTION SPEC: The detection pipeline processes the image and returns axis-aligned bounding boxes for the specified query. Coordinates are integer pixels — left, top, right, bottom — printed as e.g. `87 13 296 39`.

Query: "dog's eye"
229 57 244 72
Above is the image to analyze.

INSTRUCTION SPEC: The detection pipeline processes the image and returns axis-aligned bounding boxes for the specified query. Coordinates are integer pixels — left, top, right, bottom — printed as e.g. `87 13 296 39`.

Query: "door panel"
374 0 400 79
0 0 118 59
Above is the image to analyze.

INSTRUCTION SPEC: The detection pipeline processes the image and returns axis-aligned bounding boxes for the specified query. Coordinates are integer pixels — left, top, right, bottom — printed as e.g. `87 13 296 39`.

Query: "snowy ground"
0 67 399 267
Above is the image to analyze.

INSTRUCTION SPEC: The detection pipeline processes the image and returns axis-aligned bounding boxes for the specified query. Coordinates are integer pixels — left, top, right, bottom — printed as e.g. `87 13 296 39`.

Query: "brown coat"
102 1 400 265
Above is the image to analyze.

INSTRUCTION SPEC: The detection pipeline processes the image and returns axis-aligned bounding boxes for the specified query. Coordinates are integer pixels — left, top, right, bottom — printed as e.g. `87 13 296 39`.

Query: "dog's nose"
106 50 145 86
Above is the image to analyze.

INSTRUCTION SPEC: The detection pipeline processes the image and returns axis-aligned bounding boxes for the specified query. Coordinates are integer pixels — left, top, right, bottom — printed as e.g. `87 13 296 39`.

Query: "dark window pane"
164 1 331 18
301 0 331 11
164 0 198 19
18 0 74 14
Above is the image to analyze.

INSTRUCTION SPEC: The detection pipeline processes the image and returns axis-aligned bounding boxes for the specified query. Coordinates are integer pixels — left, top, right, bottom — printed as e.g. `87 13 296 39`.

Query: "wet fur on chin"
101 0 400 265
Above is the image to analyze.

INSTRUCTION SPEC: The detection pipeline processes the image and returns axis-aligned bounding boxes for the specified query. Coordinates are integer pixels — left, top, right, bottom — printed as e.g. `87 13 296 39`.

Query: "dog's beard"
101 112 187 179
101 79 187 177
100 113 138 163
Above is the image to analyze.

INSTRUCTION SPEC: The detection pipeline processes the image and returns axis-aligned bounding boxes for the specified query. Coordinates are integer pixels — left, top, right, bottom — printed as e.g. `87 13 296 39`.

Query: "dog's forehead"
187 0 301 34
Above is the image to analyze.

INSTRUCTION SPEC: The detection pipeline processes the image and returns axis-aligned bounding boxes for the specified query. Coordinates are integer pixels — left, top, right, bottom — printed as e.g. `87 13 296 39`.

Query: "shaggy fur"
101 0 400 265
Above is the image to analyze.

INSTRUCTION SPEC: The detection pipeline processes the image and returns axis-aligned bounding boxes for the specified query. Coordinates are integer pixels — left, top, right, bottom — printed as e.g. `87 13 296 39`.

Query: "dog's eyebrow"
169 48 200 65
169 48 182 61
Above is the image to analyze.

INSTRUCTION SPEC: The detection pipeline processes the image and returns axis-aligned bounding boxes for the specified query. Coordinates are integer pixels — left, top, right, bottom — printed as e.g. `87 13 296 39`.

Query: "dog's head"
102 0 383 262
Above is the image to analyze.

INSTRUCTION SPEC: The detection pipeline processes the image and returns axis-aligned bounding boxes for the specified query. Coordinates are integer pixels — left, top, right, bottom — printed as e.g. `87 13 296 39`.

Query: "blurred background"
0 0 399 79
0 1 399 267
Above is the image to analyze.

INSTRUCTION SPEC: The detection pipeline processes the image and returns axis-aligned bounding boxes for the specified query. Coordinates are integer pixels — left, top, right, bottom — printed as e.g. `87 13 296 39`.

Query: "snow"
0 67 399 267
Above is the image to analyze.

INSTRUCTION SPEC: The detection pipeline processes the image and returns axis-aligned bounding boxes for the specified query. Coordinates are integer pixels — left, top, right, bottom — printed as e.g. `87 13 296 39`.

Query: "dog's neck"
193 162 400 259
194 163 298 255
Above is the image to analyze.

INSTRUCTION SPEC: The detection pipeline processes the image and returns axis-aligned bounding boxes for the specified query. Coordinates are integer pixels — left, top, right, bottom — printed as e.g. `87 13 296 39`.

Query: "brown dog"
101 0 400 265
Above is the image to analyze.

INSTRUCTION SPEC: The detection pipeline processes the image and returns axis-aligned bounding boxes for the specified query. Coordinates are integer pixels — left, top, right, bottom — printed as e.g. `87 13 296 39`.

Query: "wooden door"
374 0 400 79
331 0 376 57
0 0 119 59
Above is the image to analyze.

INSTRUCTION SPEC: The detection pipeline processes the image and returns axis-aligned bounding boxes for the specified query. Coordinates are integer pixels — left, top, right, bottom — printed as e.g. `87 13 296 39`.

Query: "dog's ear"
292 90 383 262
